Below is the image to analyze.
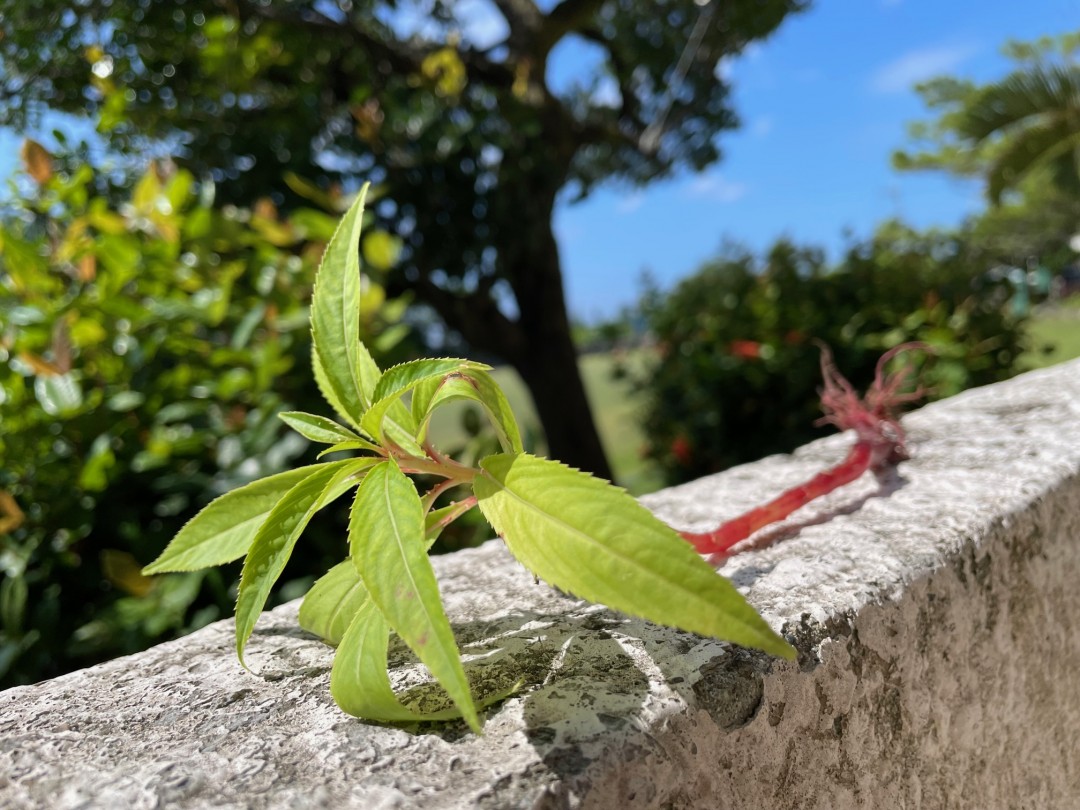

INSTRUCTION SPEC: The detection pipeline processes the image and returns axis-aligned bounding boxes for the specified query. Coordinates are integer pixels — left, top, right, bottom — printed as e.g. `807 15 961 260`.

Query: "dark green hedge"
634 225 1027 484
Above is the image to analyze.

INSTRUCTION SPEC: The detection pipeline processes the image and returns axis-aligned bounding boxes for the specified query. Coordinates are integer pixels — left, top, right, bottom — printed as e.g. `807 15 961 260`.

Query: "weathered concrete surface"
3 359 1080 809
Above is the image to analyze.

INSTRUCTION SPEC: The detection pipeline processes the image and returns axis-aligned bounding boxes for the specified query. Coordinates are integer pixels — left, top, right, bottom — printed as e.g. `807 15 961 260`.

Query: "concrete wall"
3 359 1080 809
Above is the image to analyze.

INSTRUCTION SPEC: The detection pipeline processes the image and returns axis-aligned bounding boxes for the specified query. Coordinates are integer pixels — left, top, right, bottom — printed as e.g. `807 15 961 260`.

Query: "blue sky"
552 0 1077 322
1 0 1074 323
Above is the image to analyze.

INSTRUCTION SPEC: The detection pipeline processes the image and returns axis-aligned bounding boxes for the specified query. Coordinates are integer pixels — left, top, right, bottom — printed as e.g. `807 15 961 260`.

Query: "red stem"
680 441 873 555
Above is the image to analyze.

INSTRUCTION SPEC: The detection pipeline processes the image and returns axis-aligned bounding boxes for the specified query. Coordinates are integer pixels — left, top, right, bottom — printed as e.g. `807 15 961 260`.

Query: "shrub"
0 148 408 686
635 225 1027 484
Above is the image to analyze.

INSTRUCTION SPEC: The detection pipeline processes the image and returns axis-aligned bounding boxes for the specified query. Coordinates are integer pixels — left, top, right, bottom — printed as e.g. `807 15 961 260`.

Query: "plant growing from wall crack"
143 186 795 732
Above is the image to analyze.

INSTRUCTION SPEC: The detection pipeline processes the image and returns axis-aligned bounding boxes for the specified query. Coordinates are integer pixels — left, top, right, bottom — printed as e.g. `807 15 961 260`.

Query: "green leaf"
318 439 381 458
330 598 515 725
474 453 795 660
309 185 381 423
279 411 363 445
235 459 373 663
413 368 523 453
144 465 319 574
298 560 369 646
349 460 480 732
424 499 476 543
34 373 83 416
371 358 490 404
361 359 487 448
312 343 357 429
78 434 116 492
380 400 425 456
301 516 449 646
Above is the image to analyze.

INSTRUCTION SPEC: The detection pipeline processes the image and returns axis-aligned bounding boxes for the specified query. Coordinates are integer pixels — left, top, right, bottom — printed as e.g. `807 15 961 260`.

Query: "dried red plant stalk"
680 343 927 556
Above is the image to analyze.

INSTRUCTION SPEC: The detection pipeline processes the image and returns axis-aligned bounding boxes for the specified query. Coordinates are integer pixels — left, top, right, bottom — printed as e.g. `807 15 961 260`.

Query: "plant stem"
396 453 478 485
680 441 872 555
424 495 479 541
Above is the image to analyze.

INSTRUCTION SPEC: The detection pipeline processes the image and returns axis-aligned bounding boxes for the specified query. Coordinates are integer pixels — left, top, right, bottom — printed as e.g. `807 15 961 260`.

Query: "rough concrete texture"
3 360 1080 809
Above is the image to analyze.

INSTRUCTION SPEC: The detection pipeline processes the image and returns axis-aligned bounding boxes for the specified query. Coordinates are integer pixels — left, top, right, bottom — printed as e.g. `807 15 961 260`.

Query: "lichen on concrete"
3 359 1080 808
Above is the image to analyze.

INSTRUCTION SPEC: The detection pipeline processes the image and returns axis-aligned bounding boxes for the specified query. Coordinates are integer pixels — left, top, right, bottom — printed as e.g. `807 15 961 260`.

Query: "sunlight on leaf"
279 411 364 445
310 185 377 425
298 560 369 646
348 460 480 732
475 453 795 660
144 465 321 574
235 458 374 663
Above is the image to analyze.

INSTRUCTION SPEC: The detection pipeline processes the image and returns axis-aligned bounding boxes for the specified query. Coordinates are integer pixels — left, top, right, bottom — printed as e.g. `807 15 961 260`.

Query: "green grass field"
1023 301 1080 369
429 307 1080 497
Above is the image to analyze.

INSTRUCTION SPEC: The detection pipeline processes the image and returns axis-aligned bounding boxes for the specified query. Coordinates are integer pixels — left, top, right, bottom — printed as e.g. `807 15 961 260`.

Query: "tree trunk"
407 215 613 480
513 314 613 481
509 218 613 482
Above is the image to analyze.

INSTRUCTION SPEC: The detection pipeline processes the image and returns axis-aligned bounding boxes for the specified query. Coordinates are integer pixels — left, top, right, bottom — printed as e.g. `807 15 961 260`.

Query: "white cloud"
685 174 747 204
751 116 773 137
869 42 979 94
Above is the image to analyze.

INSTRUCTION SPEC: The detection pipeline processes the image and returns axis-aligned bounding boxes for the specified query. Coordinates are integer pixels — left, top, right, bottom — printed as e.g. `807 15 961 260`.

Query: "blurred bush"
0 145 410 686
635 223 1028 484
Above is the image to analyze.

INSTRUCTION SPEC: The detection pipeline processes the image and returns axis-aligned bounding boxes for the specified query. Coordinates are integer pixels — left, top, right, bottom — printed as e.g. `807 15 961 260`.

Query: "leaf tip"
775 637 799 661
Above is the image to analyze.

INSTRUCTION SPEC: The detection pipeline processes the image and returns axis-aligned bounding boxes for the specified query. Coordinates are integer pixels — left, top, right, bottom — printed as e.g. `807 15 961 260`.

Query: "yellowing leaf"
0 491 25 535
101 549 155 597
18 352 63 378
77 254 97 282
20 139 53 184
421 48 467 97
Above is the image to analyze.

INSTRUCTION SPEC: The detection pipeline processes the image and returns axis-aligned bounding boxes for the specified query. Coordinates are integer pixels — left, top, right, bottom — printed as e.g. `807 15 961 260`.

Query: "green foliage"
0 149 410 687
894 31 1080 204
635 228 1027 484
145 187 794 732
891 31 1080 279
0 0 809 480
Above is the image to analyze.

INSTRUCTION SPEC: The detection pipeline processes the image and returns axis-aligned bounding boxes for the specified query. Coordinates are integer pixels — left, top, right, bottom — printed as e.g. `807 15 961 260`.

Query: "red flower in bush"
670 435 693 466
729 339 762 359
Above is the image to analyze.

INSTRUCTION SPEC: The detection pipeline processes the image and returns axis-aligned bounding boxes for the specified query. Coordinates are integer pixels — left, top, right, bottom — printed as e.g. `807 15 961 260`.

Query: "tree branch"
538 0 608 53
490 0 543 39
577 26 644 130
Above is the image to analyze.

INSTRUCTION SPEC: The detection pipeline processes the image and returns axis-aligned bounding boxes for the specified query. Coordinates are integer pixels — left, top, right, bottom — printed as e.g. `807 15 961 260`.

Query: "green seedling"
143 185 795 733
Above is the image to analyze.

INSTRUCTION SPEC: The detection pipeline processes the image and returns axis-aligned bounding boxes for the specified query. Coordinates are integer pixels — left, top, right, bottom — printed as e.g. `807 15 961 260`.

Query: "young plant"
143 185 795 732
680 342 927 556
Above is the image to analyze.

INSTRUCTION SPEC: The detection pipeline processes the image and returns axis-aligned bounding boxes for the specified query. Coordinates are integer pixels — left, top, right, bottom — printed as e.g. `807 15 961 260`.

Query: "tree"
895 32 1080 204
0 0 806 479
